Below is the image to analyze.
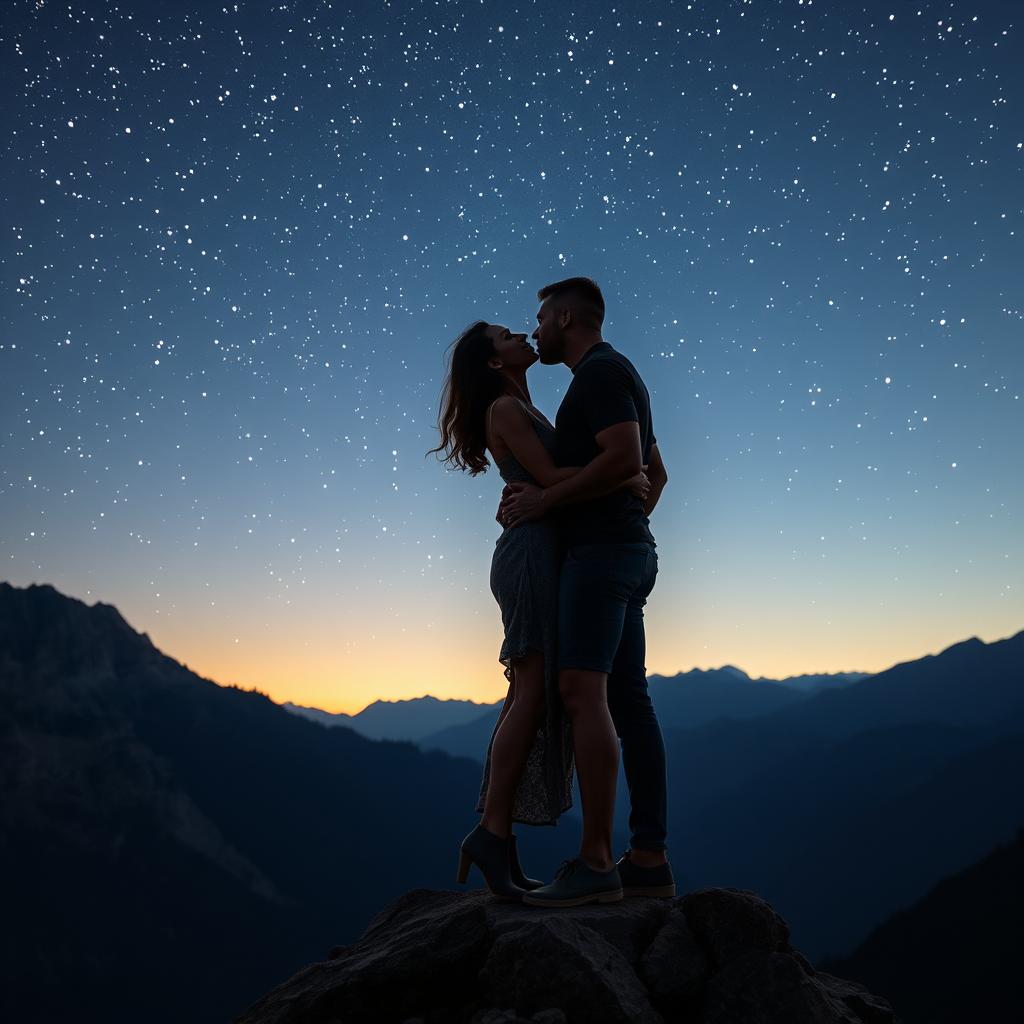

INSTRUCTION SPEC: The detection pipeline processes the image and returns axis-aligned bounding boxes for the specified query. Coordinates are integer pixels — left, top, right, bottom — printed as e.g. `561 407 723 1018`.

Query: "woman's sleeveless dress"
475 403 575 826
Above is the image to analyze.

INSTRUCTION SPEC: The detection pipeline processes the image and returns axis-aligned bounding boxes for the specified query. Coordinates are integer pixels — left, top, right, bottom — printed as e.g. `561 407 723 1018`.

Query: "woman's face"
485 323 538 371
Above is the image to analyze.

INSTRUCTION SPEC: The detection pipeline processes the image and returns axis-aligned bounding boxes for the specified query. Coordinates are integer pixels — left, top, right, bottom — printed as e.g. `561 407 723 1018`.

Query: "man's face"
532 299 566 365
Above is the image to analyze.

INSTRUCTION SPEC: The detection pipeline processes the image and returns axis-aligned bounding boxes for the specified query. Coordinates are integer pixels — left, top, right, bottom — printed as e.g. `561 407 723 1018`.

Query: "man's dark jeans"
558 541 668 852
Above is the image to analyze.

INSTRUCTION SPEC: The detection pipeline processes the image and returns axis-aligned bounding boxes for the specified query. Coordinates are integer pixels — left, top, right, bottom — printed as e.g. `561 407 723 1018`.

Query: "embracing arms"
497 358 666 527
499 423 664 527
488 396 649 503
524 418 644 508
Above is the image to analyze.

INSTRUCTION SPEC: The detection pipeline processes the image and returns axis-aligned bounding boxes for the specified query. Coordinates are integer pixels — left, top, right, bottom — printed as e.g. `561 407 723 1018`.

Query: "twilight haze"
1 1 1020 714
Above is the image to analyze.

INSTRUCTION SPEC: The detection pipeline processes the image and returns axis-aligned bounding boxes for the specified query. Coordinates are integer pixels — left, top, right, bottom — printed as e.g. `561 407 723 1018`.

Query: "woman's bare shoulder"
489 395 535 431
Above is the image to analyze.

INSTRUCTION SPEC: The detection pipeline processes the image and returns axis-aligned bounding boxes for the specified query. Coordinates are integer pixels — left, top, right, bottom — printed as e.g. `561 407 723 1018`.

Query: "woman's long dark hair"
427 320 505 475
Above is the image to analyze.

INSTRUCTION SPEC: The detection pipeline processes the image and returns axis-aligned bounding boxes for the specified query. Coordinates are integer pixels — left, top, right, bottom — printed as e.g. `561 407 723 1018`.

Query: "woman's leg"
485 672 515 758
480 648 546 838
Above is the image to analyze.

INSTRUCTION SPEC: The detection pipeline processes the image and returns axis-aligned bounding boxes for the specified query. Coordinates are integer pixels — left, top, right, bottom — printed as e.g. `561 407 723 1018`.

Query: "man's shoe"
616 849 676 898
521 857 623 908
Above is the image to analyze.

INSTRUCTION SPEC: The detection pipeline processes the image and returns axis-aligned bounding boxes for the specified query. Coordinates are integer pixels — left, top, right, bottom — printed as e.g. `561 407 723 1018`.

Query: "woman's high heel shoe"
509 833 544 891
457 824 524 900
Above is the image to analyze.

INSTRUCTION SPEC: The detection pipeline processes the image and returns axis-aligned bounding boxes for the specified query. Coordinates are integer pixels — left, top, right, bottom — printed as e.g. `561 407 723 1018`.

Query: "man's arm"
540 420 642 507
500 420 643 526
500 359 651 526
643 442 667 516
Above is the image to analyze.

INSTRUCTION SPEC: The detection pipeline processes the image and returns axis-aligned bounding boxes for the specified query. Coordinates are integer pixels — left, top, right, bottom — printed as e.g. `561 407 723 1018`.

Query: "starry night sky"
2 1 1021 713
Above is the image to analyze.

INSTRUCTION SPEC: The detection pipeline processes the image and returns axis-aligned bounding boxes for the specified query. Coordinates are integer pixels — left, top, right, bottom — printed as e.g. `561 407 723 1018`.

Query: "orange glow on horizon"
16 575 1020 718
151 607 1022 716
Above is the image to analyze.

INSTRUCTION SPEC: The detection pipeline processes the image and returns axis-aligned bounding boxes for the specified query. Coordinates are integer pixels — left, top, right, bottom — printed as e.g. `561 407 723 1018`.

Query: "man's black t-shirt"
553 341 657 547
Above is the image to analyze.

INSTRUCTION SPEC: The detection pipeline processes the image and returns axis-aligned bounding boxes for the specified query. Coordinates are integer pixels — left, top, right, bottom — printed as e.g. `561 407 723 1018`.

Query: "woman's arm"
488 397 578 488
489 397 652 522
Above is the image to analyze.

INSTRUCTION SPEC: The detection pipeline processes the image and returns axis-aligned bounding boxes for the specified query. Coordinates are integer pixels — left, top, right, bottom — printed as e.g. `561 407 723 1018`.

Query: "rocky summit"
235 887 898 1024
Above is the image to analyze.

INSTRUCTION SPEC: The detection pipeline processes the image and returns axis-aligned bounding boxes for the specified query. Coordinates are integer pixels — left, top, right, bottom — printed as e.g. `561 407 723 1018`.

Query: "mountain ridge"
821 828 1024 1023
3 578 1022 1018
0 580 570 1023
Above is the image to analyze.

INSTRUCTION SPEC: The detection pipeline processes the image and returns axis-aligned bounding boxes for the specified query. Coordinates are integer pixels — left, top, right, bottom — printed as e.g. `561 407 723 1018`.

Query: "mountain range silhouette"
821 827 1024 1023
1 579 1021 1023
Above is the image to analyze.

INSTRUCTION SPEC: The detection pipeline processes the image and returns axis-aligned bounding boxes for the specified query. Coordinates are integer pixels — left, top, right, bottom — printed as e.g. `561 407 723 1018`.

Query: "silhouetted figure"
498 277 674 907
430 316 650 899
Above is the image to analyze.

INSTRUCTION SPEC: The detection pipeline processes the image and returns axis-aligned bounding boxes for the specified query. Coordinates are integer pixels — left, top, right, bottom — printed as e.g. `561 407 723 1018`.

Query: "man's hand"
495 483 514 524
496 461 651 527
626 467 651 502
497 481 546 528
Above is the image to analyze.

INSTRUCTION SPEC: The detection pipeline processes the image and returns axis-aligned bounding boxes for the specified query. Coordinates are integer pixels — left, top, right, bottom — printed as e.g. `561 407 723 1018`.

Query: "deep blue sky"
2 1 1021 711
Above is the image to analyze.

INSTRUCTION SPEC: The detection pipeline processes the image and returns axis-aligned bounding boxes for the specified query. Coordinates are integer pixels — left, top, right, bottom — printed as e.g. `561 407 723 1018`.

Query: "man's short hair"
537 276 605 329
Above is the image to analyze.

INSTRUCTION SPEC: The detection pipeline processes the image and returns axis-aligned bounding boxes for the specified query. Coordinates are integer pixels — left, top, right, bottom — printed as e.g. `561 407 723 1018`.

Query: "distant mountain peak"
363 694 492 709
0 580 165 680
652 666 755 683
283 692 501 743
943 635 985 653
3 580 125 624
717 663 750 680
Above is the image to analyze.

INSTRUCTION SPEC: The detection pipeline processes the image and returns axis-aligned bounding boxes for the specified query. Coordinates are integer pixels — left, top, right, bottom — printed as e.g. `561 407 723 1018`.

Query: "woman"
429 320 649 900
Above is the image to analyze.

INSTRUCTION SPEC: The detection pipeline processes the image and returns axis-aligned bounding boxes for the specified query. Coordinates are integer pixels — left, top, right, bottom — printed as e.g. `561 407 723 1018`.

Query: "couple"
431 277 672 907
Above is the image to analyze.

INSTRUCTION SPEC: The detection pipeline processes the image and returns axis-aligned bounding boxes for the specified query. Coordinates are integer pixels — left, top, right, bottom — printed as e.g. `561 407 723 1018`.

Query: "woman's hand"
626 469 651 502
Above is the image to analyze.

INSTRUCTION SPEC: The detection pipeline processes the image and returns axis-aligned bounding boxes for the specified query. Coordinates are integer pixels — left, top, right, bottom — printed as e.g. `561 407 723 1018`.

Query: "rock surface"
235 887 900 1024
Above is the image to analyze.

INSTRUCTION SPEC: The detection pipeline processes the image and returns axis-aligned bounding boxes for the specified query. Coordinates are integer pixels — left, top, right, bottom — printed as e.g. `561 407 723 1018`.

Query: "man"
498 276 673 907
